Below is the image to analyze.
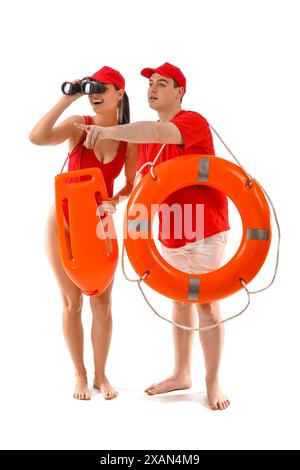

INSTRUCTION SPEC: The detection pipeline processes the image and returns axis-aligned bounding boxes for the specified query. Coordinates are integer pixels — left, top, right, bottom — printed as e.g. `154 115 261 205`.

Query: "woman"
29 66 138 400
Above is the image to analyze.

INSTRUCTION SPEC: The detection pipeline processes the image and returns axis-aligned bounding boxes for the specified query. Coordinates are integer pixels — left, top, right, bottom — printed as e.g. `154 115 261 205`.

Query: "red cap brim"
140 68 157 78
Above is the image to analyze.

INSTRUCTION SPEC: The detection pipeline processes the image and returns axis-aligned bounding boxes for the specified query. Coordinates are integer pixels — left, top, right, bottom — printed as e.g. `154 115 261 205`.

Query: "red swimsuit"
62 116 127 224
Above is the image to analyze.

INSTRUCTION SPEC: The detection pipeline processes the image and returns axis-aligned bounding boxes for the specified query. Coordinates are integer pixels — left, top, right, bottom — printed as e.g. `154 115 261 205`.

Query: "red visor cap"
83 66 125 90
141 62 186 94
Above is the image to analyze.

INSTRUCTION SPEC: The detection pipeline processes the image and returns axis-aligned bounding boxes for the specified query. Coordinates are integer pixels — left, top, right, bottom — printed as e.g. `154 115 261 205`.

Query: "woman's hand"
62 79 84 104
98 198 117 216
74 123 106 148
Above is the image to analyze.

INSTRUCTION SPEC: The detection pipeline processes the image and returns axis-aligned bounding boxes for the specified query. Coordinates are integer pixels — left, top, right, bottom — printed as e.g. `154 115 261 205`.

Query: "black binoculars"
61 79 107 95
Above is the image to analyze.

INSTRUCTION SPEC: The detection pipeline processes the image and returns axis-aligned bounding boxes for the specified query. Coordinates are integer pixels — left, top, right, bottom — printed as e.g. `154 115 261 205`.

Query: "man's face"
147 73 183 110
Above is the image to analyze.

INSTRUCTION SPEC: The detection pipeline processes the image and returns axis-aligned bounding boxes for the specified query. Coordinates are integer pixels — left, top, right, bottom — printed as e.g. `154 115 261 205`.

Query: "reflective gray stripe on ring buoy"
188 277 200 301
246 229 270 240
197 158 210 182
127 220 151 232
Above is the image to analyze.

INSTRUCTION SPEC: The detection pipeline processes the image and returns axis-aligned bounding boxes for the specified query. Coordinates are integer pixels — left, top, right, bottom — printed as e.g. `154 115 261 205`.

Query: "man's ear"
178 87 184 100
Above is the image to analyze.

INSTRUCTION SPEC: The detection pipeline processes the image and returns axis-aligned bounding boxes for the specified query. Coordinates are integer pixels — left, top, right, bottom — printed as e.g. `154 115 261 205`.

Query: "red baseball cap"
84 66 125 90
140 62 186 94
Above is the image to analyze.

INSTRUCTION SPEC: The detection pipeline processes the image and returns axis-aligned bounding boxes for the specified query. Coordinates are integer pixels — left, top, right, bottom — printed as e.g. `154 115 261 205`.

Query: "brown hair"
173 79 183 102
114 86 130 124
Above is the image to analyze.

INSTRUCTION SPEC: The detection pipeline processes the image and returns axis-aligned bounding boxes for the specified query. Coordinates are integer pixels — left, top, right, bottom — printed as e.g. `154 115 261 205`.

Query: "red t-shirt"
63 116 127 224
138 110 230 248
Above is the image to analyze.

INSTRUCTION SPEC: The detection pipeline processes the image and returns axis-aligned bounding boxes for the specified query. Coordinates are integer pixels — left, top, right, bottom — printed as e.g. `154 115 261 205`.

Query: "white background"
0 0 299 450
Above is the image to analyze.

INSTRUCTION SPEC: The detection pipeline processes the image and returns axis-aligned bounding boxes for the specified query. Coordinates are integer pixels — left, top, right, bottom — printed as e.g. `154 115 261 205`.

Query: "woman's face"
88 83 123 114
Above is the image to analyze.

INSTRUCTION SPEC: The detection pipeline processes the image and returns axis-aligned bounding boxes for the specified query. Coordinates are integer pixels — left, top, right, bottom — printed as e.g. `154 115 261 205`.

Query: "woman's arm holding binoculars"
29 80 84 146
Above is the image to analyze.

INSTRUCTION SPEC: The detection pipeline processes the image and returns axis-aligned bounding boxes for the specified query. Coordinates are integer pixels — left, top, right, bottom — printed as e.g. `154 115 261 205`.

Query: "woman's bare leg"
89 281 117 400
45 205 90 400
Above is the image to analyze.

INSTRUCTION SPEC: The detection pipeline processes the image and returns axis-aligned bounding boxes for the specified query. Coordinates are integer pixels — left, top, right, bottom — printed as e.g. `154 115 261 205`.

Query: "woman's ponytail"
116 89 130 124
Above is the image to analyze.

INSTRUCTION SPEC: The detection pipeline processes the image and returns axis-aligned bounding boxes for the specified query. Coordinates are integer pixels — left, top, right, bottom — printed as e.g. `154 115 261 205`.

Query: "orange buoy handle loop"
239 278 249 292
140 271 150 282
246 176 255 189
121 244 150 283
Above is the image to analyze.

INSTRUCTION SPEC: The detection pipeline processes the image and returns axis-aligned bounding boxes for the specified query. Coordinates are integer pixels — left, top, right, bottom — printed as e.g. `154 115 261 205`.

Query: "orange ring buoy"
55 167 118 296
124 155 271 303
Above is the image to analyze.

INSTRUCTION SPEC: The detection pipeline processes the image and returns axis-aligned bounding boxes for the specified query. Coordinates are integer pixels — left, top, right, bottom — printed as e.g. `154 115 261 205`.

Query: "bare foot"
145 375 192 395
93 376 118 400
73 374 91 400
206 380 230 410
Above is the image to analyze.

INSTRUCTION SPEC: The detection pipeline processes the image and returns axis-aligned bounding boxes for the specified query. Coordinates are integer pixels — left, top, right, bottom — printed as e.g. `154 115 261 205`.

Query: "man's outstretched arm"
74 121 183 148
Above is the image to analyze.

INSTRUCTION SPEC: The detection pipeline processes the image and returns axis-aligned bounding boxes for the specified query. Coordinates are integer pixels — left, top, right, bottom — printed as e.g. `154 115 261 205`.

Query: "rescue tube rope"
122 125 280 331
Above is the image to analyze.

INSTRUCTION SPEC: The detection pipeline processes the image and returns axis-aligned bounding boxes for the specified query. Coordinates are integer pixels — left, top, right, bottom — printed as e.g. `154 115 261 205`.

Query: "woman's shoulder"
67 115 86 125
63 115 87 138
68 116 89 151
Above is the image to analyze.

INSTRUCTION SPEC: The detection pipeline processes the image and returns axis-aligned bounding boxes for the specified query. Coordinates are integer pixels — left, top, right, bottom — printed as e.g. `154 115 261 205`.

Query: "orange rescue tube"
55 167 118 296
124 155 271 303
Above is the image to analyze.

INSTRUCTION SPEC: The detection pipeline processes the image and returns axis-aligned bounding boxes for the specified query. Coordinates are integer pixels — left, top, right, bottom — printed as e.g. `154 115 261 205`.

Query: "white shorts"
161 231 228 274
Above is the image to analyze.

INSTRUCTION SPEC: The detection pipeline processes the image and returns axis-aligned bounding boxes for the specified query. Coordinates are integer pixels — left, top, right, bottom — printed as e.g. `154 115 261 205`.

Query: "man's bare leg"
197 301 230 410
145 301 196 394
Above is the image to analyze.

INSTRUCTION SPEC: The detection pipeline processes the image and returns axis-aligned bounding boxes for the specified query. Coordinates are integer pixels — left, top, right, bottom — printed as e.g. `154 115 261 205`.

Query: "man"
75 62 230 410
